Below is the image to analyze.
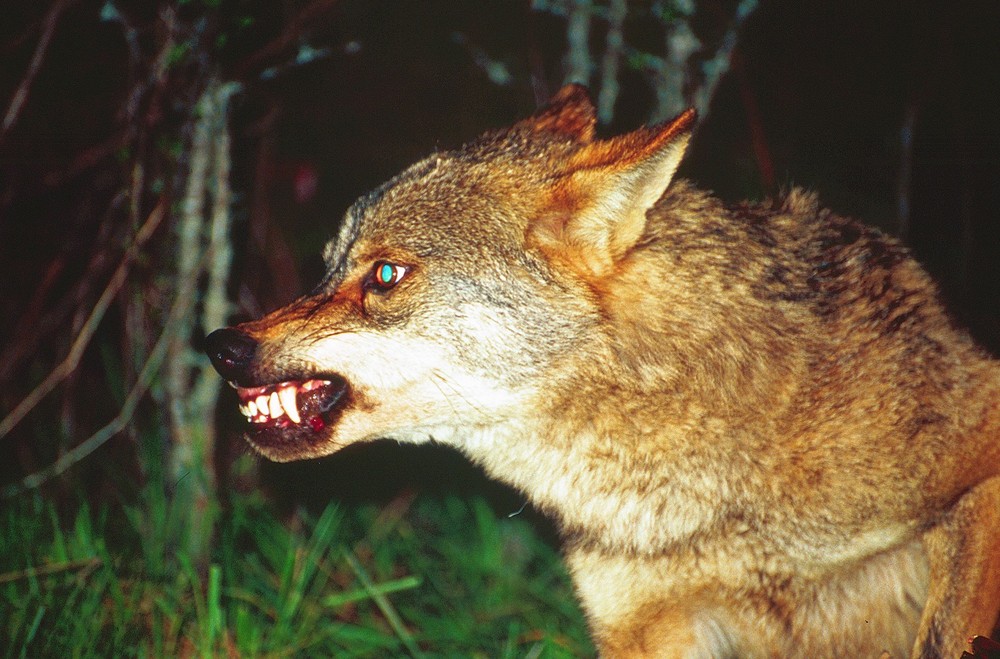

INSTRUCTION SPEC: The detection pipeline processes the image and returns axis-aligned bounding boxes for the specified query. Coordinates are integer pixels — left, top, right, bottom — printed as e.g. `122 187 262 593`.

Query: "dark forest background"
0 0 997 653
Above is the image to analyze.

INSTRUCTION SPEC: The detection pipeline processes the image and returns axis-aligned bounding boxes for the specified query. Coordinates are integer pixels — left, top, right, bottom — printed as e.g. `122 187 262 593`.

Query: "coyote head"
205 85 693 461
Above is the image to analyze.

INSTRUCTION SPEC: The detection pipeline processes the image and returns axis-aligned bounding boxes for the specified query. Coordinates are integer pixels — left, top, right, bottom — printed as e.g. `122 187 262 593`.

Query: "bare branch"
1 243 213 499
165 80 240 481
0 557 102 584
0 0 77 145
654 1 699 121
564 0 593 86
652 0 758 122
0 191 128 386
0 200 166 441
596 0 627 124
731 49 775 190
237 0 340 78
193 83 240 408
690 0 758 116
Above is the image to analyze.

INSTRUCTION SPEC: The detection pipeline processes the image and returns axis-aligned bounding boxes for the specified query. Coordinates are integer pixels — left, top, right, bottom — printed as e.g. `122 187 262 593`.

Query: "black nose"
204 328 258 385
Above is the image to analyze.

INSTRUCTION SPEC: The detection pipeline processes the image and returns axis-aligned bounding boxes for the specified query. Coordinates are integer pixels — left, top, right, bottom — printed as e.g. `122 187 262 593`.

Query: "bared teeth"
236 379 320 426
255 393 270 417
278 386 300 423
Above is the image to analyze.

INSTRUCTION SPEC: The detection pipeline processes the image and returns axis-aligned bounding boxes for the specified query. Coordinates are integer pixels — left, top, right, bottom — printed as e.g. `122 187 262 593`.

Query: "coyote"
206 85 1000 658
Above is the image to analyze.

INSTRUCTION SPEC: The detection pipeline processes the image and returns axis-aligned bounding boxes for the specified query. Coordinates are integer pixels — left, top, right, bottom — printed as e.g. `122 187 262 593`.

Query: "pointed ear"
535 109 696 277
516 84 597 143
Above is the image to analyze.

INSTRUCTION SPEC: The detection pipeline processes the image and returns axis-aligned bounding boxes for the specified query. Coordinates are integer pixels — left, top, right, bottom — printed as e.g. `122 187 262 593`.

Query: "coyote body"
206 86 1000 657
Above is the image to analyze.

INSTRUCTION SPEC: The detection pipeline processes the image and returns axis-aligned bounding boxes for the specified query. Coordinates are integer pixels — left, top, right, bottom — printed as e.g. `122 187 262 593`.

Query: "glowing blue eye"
373 262 406 289
379 263 394 283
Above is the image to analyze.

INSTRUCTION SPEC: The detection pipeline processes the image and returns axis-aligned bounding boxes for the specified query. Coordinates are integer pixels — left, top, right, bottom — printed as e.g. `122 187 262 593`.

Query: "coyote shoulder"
207 85 1000 658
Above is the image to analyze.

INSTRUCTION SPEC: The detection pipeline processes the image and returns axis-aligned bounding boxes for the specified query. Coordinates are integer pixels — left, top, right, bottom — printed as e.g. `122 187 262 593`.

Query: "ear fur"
516 84 597 144
536 108 696 277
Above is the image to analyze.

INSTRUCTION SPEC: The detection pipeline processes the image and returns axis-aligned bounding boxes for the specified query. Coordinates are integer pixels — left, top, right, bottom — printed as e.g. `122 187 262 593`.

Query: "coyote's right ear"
517 84 597 144
532 108 696 278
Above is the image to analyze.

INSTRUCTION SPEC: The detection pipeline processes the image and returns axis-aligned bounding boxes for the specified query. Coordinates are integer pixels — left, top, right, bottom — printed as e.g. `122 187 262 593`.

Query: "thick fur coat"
206 86 1000 658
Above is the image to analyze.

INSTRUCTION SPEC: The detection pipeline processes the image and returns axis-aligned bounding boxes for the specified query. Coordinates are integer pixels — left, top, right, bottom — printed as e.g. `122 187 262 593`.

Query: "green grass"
0 486 593 657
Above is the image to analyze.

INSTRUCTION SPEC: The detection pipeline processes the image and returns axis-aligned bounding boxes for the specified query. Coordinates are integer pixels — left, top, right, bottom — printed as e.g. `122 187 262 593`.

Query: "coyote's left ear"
516 84 597 143
534 108 695 277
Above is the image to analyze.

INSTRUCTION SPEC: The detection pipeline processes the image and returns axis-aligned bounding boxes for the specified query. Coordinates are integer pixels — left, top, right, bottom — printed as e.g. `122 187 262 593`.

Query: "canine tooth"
278 386 301 424
247 399 258 418
269 391 282 419
256 394 269 416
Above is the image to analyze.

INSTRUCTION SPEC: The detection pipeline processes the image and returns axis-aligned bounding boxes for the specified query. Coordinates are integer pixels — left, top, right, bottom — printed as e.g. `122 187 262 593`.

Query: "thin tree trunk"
565 0 593 86
165 78 240 567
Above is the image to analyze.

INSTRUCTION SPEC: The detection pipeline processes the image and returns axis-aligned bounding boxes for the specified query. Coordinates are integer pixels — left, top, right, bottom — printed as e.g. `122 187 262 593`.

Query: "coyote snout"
205 327 351 451
207 85 1000 658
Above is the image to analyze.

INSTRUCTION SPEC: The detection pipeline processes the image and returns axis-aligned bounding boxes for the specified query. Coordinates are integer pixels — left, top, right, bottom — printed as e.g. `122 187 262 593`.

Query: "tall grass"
0 486 592 657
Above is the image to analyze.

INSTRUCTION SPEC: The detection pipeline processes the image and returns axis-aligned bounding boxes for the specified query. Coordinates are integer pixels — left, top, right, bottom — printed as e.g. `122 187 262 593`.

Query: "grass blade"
322 574 422 608
342 547 424 659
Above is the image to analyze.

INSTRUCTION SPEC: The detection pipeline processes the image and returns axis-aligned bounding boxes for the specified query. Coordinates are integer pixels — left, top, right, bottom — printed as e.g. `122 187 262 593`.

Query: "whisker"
430 368 493 420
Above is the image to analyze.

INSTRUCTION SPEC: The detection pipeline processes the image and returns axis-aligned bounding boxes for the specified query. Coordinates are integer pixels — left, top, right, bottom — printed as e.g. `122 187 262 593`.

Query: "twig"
0 192 125 385
450 33 512 87
689 0 758 117
1 0 76 145
1 243 212 499
0 556 102 584
0 201 165 442
38 127 134 190
236 0 340 78
652 0 758 122
731 48 775 191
